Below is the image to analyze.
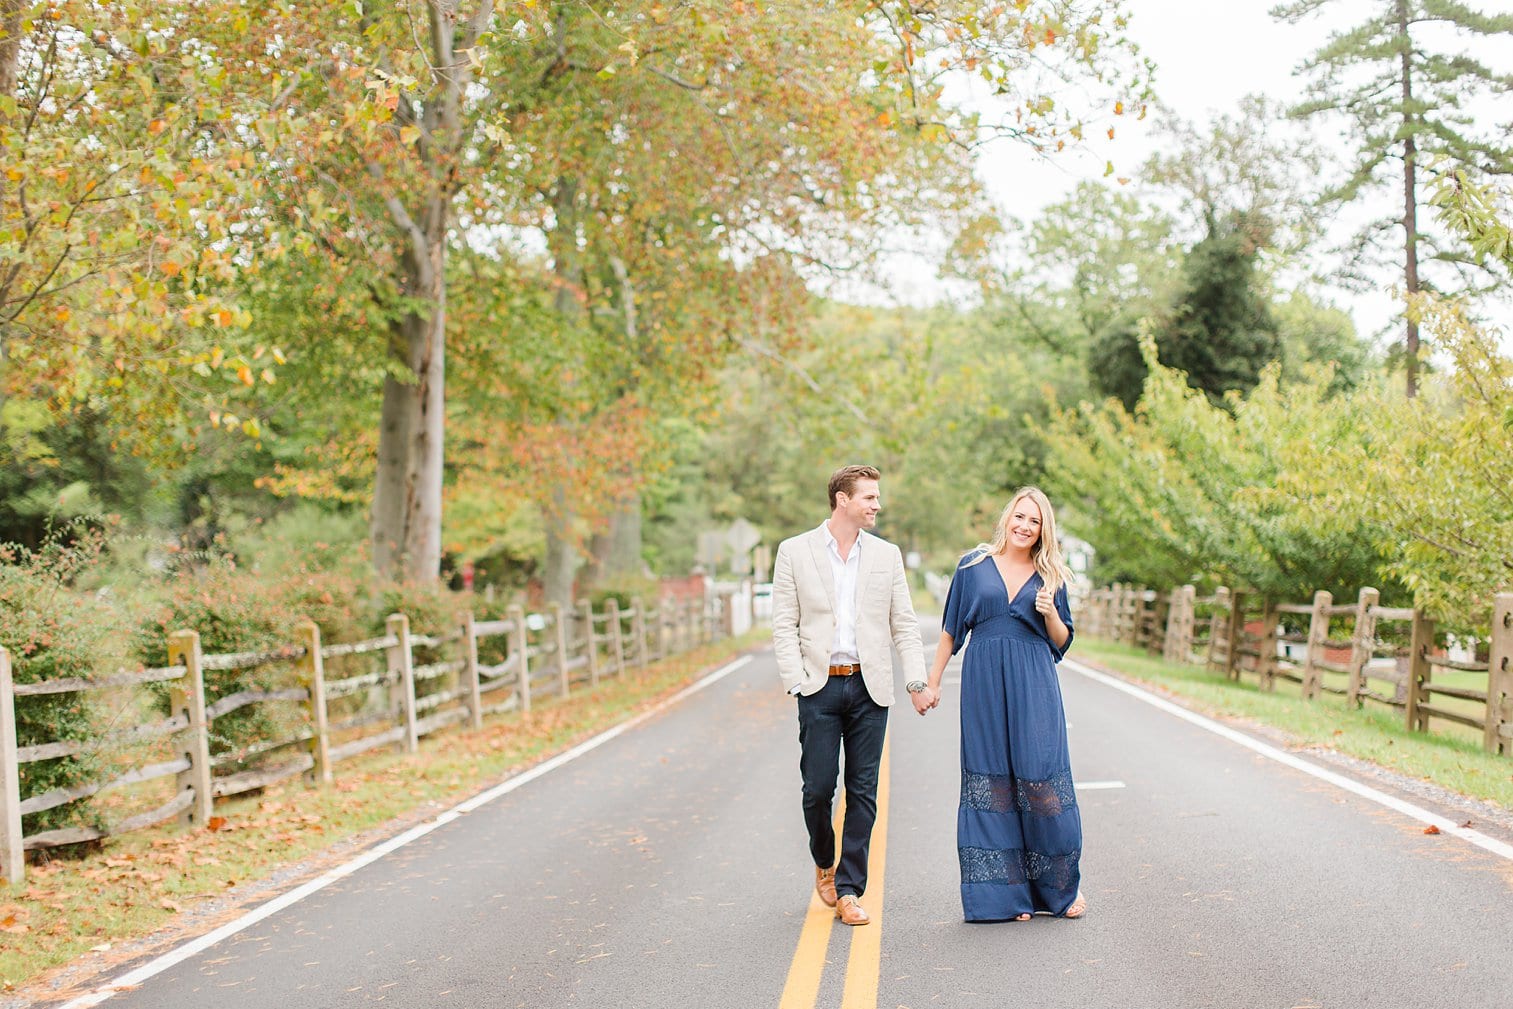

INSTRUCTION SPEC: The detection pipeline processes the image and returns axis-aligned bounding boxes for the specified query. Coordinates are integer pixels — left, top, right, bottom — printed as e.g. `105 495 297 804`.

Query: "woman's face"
1006 496 1042 552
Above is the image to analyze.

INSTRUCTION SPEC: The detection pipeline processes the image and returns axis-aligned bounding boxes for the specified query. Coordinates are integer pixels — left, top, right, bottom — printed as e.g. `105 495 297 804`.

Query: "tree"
986 181 1180 359
1277 295 1509 627
1042 337 1390 600
1091 221 1281 410
1141 94 1323 254
1 2 290 458
468 0 1150 607
1274 0 1513 397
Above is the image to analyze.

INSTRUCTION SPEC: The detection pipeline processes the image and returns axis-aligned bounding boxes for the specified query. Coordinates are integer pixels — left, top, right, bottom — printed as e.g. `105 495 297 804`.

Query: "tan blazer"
770 525 926 706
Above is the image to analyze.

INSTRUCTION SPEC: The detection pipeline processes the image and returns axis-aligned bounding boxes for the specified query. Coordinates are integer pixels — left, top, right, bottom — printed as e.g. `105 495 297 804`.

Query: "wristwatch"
905 679 927 694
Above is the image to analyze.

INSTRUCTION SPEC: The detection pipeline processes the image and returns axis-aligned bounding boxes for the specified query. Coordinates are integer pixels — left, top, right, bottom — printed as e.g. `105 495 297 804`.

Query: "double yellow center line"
779 736 891 1009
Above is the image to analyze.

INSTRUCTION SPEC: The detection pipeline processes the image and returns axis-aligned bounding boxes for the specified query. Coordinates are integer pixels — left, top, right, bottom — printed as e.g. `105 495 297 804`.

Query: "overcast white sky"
873 0 1513 348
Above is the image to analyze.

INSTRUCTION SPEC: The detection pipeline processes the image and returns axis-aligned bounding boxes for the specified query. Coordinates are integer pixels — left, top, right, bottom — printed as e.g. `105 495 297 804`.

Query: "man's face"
839 479 881 529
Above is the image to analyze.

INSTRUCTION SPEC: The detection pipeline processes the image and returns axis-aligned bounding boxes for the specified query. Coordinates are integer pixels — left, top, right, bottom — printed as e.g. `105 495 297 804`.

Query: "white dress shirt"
822 520 862 666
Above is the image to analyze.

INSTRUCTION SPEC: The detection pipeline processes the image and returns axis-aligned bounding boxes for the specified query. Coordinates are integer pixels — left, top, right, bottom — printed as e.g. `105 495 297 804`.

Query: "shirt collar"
821 521 862 555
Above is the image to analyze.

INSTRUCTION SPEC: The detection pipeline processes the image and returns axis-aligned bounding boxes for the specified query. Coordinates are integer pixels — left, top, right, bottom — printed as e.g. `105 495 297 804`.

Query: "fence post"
508 604 531 714
167 630 213 829
1207 587 1231 672
1155 586 1180 659
657 596 668 660
1173 585 1198 663
386 614 418 753
606 599 626 678
1 648 23 884
298 621 332 787
666 597 678 656
1258 601 1279 692
1223 590 1246 681
1302 590 1332 700
633 597 650 669
1115 585 1133 648
1406 609 1434 734
1149 590 1170 657
1346 587 1380 708
550 602 570 698
461 611 483 730
1486 593 1512 755
1161 588 1180 662
578 599 599 688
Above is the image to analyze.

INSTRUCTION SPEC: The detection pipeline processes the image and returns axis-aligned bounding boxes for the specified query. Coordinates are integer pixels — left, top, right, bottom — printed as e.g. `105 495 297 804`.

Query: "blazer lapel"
856 531 882 605
808 528 836 607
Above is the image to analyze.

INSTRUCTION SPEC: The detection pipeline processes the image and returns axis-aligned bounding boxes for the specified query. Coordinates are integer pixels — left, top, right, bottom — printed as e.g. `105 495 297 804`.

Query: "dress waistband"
968 612 1043 642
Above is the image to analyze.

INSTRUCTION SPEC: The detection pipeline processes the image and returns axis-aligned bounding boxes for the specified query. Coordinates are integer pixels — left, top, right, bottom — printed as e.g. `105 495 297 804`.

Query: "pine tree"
1274 0 1513 397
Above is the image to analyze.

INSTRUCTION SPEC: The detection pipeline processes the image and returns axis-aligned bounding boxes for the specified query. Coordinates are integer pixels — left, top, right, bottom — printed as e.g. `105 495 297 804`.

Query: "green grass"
1076 639 1513 809
0 630 768 994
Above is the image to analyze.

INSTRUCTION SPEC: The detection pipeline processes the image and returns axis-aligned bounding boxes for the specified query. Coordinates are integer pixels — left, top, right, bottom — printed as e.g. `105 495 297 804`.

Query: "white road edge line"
1075 780 1126 790
1064 658 1513 863
57 654 757 1009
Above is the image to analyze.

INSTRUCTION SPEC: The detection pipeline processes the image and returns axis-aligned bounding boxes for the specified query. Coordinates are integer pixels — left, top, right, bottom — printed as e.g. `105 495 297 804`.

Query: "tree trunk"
585 493 644 589
542 486 578 611
541 175 584 610
0 0 25 399
589 258 645 588
369 1 497 582
1399 0 1420 399
371 351 412 575
372 249 448 581
0 2 21 103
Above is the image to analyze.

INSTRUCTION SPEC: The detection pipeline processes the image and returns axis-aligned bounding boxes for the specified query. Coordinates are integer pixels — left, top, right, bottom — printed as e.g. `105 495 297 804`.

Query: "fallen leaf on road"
1423 825 1441 835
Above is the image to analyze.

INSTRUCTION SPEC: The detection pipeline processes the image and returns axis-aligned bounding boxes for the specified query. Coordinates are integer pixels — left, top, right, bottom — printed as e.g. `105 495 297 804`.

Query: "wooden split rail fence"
1 594 731 883
1081 584 1513 758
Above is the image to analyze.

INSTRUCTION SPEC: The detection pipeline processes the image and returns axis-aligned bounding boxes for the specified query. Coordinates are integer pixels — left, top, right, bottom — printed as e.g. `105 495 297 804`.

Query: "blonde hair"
962 487 1074 595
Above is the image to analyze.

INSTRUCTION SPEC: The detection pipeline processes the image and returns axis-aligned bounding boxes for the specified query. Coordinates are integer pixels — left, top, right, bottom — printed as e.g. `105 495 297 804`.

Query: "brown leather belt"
828 663 862 677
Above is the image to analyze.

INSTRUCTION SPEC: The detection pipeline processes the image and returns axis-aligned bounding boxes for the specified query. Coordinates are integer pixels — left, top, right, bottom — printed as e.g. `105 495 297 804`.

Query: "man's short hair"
828 465 881 510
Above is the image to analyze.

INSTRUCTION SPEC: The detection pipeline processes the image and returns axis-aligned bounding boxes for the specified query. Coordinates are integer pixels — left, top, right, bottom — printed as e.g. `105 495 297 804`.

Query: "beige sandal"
1063 892 1086 919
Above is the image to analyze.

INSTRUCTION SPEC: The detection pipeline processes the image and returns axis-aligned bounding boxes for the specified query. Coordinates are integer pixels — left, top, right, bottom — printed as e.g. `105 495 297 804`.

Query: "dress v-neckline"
989 556 1037 606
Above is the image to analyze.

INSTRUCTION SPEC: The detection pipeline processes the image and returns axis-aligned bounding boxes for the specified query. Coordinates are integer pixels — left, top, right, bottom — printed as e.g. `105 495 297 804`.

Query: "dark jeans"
797 674 888 898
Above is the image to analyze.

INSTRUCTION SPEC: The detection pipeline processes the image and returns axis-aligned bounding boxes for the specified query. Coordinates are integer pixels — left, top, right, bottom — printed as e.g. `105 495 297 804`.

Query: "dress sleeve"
941 555 975 655
1049 583 1075 661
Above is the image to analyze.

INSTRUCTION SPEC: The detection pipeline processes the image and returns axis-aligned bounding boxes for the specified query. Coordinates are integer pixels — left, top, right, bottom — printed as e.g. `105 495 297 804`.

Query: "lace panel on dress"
959 846 1080 889
961 769 1077 816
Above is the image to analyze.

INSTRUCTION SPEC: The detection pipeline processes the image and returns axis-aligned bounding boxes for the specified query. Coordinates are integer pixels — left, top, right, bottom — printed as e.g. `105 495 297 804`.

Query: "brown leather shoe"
814 867 837 907
835 894 870 926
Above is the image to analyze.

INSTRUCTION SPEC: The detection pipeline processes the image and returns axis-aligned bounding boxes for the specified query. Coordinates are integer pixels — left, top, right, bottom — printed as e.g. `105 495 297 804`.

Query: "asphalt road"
47 628 1513 1009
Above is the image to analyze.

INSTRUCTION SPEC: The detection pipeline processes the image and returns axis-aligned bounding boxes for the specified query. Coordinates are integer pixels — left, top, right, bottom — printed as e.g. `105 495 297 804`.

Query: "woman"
912 487 1084 921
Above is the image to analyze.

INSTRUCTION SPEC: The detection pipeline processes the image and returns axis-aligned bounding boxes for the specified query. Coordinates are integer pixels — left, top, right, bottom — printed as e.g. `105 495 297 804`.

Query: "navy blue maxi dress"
941 551 1080 921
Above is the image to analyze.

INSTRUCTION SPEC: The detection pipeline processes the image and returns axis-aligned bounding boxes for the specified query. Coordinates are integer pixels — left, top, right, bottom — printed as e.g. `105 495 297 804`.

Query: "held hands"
910 684 940 716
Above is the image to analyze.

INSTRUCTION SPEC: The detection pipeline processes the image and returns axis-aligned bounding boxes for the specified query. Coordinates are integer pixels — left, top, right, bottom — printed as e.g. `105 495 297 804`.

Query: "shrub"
134 556 293 761
0 531 121 836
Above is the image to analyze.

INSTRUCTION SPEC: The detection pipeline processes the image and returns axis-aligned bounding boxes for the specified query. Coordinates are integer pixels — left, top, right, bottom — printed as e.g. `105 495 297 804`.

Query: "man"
771 464 927 926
